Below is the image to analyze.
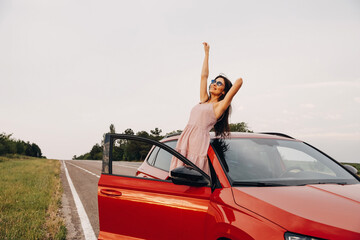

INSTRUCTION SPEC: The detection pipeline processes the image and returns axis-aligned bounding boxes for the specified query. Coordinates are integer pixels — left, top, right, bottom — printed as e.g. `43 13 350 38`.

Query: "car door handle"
100 189 122 197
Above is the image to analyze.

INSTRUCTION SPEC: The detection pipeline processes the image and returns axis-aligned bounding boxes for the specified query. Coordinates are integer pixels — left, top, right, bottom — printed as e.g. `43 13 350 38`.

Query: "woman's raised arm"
215 78 243 118
200 42 210 102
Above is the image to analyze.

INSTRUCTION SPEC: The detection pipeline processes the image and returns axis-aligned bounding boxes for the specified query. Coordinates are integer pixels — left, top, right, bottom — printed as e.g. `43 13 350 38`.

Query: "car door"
98 134 213 240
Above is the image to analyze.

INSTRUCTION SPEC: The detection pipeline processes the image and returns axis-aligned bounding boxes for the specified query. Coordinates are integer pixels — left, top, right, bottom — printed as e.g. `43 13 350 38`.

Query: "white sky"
1 0 359 162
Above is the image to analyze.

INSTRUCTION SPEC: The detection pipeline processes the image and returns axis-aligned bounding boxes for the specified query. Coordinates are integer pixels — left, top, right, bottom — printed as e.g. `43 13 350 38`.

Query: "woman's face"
209 77 225 96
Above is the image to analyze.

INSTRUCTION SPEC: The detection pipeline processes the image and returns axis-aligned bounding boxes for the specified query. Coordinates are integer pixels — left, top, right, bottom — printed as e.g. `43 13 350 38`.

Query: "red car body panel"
98 174 212 240
98 133 360 239
232 185 360 239
205 187 285 240
98 175 286 240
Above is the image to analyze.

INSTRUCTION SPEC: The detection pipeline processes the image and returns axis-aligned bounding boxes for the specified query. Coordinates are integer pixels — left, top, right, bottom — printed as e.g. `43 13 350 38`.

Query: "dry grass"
45 160 67 239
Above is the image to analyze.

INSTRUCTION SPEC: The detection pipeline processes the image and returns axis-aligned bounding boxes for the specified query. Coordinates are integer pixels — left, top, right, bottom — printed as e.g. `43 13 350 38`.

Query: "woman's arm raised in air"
200 42 210 103
215 78 243 118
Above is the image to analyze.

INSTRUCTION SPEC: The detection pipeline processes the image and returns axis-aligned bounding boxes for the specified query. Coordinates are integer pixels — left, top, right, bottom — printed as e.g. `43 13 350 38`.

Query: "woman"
169 42 243 176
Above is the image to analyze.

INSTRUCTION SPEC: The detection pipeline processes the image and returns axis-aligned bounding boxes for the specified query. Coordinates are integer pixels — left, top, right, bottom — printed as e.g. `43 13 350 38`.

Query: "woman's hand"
235 77 243 86
203 42 210 54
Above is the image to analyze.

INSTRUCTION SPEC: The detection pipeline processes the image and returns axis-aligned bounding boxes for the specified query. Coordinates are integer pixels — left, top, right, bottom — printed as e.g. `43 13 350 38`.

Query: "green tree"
6 141 17 154
165 130 183 136
109 124 116 134
124 128 134 135
25 142 33 156
112 146 124 161
0 133 14 155
0 132 43 158
229 122 253 133
90 144 102 160
31 143 42 158
16 140 26 155
102 124 117 146
119 128 135 151
0 143 4 155
136 131 149 138
75 122 253 162
150 128 163 141
136 131 152 160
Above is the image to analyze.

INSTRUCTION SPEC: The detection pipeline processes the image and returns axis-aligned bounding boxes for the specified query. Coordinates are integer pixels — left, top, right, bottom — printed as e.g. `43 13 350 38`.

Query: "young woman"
169 42 243 175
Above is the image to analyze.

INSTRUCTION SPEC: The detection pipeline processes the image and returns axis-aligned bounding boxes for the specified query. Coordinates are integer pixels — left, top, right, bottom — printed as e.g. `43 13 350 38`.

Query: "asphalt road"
60 160 142 240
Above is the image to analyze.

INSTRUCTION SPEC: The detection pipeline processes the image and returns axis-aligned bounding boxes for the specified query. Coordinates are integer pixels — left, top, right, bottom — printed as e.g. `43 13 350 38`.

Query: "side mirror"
343 164 358 175
170 166 209 187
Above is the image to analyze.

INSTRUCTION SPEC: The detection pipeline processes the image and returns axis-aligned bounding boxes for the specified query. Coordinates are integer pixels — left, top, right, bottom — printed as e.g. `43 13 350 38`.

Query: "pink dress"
169 102 217 175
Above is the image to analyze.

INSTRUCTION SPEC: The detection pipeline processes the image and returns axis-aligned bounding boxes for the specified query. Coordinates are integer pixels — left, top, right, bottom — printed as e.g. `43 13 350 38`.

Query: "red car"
98 132 360 240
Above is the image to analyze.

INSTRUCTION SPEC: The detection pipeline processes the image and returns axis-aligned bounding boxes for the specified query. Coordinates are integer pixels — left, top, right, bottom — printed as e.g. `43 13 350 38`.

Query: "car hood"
232 184 360 239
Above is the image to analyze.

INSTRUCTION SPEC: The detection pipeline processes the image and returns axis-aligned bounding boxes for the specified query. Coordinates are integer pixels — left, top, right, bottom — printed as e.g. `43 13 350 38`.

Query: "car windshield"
211 138 359 186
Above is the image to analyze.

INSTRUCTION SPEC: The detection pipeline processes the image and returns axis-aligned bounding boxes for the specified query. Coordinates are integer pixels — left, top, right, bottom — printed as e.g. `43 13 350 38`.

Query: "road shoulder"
61 161 85 240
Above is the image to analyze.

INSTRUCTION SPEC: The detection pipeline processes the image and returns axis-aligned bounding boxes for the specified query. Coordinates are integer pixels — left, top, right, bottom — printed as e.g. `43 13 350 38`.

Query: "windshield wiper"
232 181 288 187
305 181 348 186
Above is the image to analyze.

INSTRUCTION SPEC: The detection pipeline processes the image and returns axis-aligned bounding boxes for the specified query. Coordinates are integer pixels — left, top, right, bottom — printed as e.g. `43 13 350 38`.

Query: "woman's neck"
208 94 220 103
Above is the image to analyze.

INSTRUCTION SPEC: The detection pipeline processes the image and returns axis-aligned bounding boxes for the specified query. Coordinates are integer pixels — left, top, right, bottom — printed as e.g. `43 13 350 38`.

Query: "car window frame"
210 139 233 185
145 139 221 190
102 133 211 183
151 140 177 172
146 146 159 166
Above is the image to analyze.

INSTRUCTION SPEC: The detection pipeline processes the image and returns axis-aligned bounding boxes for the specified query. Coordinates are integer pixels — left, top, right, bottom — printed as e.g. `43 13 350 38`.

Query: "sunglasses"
210 79 224 87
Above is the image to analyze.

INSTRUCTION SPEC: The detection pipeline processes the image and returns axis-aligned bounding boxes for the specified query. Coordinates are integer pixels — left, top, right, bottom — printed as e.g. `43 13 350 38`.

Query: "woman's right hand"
203 42 210 53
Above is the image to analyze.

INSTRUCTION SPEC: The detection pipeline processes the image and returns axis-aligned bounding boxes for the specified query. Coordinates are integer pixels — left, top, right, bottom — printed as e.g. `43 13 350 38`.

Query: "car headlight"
284 232 323 240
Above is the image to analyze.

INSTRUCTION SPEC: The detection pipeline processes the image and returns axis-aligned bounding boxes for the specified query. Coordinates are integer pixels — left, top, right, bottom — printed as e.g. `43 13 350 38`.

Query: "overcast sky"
1 0 359 162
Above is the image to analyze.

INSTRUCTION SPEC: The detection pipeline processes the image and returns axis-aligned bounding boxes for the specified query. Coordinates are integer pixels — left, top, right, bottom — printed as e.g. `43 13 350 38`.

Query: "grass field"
0 155 66 239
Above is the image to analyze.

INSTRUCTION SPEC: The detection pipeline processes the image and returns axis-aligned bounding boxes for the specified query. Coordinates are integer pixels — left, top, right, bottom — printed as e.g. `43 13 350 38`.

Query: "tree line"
0 132 43 158
73 122 252 161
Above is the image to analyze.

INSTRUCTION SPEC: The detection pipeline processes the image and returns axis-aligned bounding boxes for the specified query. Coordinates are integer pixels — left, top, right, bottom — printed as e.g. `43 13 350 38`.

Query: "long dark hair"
210 75 232 138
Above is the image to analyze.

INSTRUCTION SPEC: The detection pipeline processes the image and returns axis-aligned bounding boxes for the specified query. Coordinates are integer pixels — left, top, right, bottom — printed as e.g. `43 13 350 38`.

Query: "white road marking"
113 164 139 169
113 162 142 169
62 161 97 240
68 160 141 171
67 162 100 178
